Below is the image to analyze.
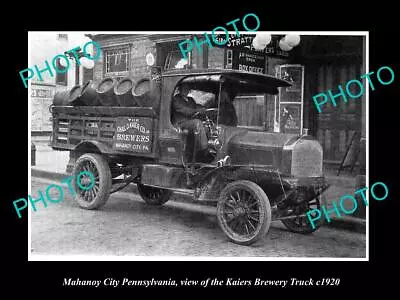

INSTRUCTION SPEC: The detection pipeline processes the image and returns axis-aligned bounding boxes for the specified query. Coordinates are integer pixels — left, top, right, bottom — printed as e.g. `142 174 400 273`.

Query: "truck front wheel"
217 180 272 246
72 153 112 210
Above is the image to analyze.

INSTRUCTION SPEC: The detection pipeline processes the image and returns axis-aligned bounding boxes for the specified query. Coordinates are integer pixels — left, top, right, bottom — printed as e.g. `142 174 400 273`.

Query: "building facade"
30 33 94 134
88 33 366 168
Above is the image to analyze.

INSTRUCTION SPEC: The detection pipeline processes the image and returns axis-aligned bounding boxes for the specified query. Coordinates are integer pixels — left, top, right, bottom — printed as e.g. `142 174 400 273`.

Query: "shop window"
105 47 130 76
55 58 67 86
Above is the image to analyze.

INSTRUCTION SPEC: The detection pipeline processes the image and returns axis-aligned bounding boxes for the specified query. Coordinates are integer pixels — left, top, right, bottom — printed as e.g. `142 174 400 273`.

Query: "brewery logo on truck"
113 117 153 153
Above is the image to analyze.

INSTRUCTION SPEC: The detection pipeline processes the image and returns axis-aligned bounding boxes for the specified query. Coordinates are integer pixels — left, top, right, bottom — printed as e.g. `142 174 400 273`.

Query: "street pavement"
30 176 366 258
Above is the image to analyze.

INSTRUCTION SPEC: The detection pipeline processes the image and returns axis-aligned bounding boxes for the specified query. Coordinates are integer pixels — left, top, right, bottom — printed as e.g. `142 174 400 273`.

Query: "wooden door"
309 63 362 163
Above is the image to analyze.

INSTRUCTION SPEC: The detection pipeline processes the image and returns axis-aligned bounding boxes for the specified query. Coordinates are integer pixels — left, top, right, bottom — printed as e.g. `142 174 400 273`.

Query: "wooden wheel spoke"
247 201 258 208
248 215 259 223
236 191 241 202
92 186 98 196
84 190 89 201
88 161 95 170
225 202 236 209
230 194 237 203
247 219 256 231
86 189 91 201
91 188 96 200
230 218 241 230
87 189 92 201
244 223 250 235
240 191 247 203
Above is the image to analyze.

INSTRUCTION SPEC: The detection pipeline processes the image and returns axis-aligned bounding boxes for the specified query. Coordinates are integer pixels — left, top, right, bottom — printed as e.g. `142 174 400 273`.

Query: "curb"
31 168 366 234
31 168 69 182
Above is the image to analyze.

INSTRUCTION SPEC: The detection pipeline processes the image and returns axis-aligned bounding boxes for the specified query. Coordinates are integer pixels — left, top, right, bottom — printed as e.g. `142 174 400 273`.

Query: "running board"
140 183 195 195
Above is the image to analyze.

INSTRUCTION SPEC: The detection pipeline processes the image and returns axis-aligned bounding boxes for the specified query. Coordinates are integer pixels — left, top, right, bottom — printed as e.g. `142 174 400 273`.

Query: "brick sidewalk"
30 139 366 233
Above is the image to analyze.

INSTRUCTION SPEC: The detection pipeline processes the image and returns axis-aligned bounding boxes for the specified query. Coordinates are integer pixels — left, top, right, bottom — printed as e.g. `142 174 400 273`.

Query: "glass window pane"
105 48 129 74
166 50 187 69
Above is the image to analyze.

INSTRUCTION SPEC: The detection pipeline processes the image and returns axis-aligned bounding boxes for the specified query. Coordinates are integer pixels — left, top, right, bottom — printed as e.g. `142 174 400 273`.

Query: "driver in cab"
171 83 209 158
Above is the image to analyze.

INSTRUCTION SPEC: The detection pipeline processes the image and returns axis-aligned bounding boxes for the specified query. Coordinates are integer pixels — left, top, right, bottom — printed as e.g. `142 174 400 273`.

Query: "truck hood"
224 128 323 177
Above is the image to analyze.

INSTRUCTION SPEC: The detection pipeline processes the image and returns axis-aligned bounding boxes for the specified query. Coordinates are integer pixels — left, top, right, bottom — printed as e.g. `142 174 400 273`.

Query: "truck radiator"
291 139 323 177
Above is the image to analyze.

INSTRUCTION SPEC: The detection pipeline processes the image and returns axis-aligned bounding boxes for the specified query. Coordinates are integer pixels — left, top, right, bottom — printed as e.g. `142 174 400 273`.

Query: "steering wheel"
192 108 219 120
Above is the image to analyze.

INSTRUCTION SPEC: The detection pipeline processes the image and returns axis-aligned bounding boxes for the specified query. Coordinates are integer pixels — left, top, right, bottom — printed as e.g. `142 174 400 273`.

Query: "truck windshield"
186 87 271 129
174 81 278 130
188 88 238 127
232 92 271 130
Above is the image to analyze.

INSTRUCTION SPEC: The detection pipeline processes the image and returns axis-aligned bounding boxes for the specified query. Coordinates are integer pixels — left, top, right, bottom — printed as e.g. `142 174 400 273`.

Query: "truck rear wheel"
137 184 172 206
217 180 272 246
73 153 112 210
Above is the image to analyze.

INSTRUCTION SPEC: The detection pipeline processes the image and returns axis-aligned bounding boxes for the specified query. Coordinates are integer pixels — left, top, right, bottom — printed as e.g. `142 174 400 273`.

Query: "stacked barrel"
52 76 152 108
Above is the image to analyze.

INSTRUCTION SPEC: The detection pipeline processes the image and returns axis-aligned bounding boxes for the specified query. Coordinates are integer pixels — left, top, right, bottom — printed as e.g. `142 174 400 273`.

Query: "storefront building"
30 33 94 135
88 33 366 168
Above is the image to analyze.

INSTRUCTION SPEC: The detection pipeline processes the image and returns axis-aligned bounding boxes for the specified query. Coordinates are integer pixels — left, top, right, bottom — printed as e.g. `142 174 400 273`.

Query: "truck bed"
51 106 158 157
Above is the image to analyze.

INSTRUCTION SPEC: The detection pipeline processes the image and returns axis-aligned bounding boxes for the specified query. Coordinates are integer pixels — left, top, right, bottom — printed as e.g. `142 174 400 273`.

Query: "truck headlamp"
208 138 223 150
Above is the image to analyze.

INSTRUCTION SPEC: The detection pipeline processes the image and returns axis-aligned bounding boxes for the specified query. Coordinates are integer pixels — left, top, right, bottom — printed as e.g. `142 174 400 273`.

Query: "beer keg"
132 78 151 107
67 85 85 106
114 77 137 107
96 78 118 106
53 90 70 106
80 80 100 106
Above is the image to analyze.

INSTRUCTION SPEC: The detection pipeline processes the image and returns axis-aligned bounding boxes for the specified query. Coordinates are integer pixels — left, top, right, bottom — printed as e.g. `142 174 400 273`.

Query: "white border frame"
28 31 369 261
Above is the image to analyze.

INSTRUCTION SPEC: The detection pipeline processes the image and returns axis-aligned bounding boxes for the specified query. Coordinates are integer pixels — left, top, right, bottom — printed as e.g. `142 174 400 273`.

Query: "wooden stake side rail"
52 106 157 118
50 106 158 158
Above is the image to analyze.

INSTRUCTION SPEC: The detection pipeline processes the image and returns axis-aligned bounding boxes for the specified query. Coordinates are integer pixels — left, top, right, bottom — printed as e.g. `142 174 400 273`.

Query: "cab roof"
162 68 292 95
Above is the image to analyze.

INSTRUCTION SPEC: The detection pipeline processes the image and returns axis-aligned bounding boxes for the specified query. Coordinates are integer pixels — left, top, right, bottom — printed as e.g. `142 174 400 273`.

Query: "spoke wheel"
280 196 322 234
137 184 172 206
217 180 271 246
73 153 112 210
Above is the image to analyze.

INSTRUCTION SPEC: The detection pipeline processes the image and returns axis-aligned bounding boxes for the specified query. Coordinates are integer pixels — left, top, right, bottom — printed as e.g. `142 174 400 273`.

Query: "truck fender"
73 141 113 154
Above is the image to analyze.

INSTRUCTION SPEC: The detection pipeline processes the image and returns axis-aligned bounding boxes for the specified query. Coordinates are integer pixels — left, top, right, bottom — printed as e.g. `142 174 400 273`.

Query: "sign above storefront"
265 39 290 58
232 48 265 74
214 34 262 51
214 34 291 58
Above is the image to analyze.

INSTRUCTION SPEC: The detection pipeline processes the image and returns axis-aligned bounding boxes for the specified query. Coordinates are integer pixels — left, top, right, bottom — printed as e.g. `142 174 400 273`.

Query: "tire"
137 184 172 206
72 153 112 210
280 196 322 234
217 180 272 246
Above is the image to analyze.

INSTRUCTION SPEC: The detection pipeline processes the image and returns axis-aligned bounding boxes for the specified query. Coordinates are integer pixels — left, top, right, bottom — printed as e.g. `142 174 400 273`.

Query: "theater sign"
214 34 291 75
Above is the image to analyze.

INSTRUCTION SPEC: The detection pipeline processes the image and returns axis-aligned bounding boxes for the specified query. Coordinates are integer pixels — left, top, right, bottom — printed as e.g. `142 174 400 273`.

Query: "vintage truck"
50 66 329 246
